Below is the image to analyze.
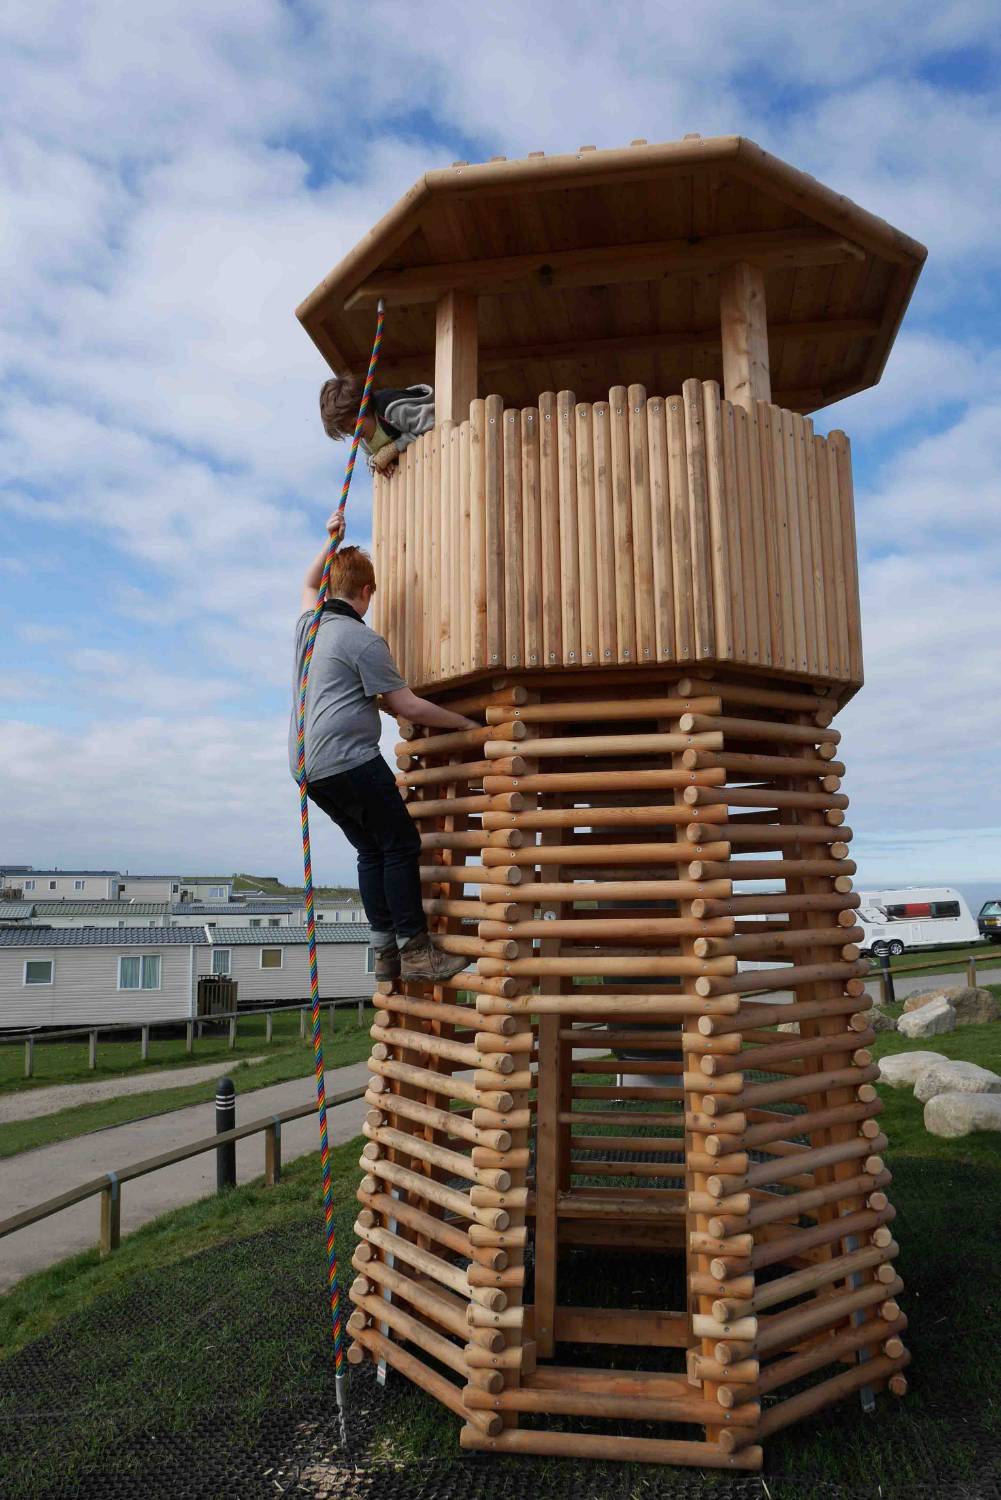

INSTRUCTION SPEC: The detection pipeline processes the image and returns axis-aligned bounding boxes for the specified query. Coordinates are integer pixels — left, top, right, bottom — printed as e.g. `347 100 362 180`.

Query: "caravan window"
24 959 53 985
119 955 161 990
212 949 231 976
885 900 960 921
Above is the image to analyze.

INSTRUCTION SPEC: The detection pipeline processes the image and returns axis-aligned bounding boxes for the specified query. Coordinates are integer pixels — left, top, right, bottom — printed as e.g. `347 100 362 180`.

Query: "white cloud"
822 331 1001 439
1 0 1000 881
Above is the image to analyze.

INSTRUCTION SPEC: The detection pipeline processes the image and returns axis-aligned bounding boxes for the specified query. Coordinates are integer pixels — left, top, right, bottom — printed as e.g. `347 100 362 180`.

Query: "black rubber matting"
2 1156 999 1500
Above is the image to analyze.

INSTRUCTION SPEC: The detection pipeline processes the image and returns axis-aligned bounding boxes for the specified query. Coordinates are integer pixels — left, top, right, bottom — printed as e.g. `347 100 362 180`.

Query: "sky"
1 1 1000 892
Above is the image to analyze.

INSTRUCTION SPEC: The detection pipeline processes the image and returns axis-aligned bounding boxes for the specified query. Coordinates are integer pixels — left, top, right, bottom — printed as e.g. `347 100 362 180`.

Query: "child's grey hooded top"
372 385 434 451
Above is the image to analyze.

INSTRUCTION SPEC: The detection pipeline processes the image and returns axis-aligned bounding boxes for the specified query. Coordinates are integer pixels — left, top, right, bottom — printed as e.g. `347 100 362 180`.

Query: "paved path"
0 1063 369 1292
0 1057 267 1125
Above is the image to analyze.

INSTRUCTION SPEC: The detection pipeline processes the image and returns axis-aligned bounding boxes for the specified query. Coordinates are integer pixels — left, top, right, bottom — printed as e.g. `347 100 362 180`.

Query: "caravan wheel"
888 940 904 957
871 941 889 958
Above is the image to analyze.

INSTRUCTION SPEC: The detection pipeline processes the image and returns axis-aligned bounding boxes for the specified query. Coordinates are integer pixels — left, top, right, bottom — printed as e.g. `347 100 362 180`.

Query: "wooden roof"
296 135 926 414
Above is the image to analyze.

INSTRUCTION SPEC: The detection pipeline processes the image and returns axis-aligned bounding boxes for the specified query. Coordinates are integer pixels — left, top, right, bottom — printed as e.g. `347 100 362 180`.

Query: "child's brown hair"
319 374 360 441
328 545 376 599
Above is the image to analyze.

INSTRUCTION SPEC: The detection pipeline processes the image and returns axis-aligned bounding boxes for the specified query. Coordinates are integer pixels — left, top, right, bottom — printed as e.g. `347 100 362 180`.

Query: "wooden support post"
300 1008 307 1040
100 1176 121 1256
140 1025 149 1062
185 1020 193 1055
720 262 771 412
228 1015 237 1050
434 290 478 425
89 1030 98 1070
266 1011 273 1044
358 995 365 1026
24 1037 33 1079
265 1120 282 1186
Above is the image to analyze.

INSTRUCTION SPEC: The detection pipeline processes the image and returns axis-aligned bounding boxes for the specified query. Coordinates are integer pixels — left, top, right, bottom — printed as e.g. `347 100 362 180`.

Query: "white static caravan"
26 901 170 929
205 926 374 1006
856 886 980 956
170 902 300 930
0 928 208 1029
180 878 234 903
115 874 182 902
16 870 120 901
314 900 367 925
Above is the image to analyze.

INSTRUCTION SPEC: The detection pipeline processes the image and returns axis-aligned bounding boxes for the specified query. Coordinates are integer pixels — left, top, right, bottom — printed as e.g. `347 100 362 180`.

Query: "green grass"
885 940 998 978
209 871 360 899
1 1138 998 1497
868 1015 1001 1167
0 1004 370 1096
0 1139 362 1359
3 1017 1001 1496
0 1007 375 1159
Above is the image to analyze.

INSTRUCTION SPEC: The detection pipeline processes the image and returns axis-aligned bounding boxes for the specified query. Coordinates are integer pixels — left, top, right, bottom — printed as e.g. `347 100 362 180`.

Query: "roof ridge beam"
344 229 865 311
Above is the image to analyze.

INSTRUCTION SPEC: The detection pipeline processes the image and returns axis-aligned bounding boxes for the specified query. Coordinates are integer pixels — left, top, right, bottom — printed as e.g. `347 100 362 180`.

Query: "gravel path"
0 1057 266 1125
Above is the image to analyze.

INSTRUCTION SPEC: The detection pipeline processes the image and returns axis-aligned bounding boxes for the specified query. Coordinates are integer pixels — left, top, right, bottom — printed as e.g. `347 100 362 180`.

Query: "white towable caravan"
856 886 980 956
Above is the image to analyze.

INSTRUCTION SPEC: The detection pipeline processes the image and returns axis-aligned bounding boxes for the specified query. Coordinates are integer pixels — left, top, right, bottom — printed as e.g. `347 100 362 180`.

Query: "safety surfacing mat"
1 1155 999 1500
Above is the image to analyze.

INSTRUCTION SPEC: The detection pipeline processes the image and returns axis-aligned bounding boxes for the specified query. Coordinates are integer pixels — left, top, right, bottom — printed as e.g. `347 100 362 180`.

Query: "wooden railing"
0 1086 365 1257
371 380 862 691
2 997 372 1078
872 950 989 1008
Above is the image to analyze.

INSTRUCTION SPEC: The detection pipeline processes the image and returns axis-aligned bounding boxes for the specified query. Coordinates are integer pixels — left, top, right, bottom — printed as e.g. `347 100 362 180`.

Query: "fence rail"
2 996 374 1078
0 1085 365 1257
873 950 988 1008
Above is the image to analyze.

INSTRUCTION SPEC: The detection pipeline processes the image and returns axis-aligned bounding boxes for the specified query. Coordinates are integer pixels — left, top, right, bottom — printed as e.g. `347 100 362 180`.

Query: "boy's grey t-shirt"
289 609 406 781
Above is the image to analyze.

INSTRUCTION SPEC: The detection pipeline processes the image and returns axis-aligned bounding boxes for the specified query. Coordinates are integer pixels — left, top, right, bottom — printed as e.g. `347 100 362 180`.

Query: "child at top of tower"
320 375 434 474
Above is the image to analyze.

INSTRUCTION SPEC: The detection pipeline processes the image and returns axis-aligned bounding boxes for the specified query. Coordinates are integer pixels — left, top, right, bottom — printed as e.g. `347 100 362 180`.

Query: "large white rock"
913 1059 1001 1103
897 997 955 1038
923 1091 1001 1139
877 1051 946 1089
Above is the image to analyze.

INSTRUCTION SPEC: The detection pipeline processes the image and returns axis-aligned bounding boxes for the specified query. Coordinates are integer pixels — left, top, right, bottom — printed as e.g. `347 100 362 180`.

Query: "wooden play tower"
297 135 925 1469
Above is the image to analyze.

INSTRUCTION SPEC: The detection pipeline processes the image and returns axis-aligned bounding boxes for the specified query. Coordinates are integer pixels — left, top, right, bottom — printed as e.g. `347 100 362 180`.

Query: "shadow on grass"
1 1152 999 1500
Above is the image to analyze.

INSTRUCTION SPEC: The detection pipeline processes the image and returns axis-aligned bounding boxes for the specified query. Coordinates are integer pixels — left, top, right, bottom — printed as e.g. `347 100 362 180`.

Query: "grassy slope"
868 1013 1001 1167
177 873 360 897
883 941 999 980
0 1006 369 1096
2 1019 1000 1497
0 1007 375 1158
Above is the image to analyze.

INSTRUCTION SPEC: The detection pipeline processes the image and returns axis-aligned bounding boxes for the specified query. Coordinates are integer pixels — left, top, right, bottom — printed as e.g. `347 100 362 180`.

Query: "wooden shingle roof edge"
296 133 928 332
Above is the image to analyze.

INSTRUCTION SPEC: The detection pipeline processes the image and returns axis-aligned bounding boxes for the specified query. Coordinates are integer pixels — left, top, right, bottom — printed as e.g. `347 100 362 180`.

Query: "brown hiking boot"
399 932 469 984
373 941 401 983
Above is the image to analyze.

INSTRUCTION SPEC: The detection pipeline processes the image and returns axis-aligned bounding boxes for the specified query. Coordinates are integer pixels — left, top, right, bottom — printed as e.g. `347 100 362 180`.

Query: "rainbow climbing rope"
294 299 385 1420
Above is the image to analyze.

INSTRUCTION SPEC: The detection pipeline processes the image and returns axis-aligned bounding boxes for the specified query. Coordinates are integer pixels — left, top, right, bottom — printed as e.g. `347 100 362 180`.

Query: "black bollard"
216 1076 236 1191
878 951 896 1008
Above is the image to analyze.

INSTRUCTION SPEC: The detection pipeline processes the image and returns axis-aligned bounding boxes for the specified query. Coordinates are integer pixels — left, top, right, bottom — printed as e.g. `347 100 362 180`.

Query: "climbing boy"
320 376 434 474
291 515 477 984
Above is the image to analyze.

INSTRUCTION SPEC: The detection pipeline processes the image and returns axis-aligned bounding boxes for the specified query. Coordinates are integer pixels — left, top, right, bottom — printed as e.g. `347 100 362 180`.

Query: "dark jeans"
307 754 425 943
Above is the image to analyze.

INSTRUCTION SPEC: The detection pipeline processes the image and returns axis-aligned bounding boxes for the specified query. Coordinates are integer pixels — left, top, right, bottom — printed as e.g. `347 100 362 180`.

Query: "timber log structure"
298 134 924 1469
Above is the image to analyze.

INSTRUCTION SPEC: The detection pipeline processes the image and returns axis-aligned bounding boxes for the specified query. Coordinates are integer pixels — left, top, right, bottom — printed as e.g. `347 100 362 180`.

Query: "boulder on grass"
913 1059 1001 1104
923 1091 1001 1139
902 985 999 1027
897 997 955 1038
877 1051 946 1089
869 1007 897 1034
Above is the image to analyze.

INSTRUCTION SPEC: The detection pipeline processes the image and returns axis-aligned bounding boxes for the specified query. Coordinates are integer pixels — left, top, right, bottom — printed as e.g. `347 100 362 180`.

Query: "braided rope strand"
294 300 385 1419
